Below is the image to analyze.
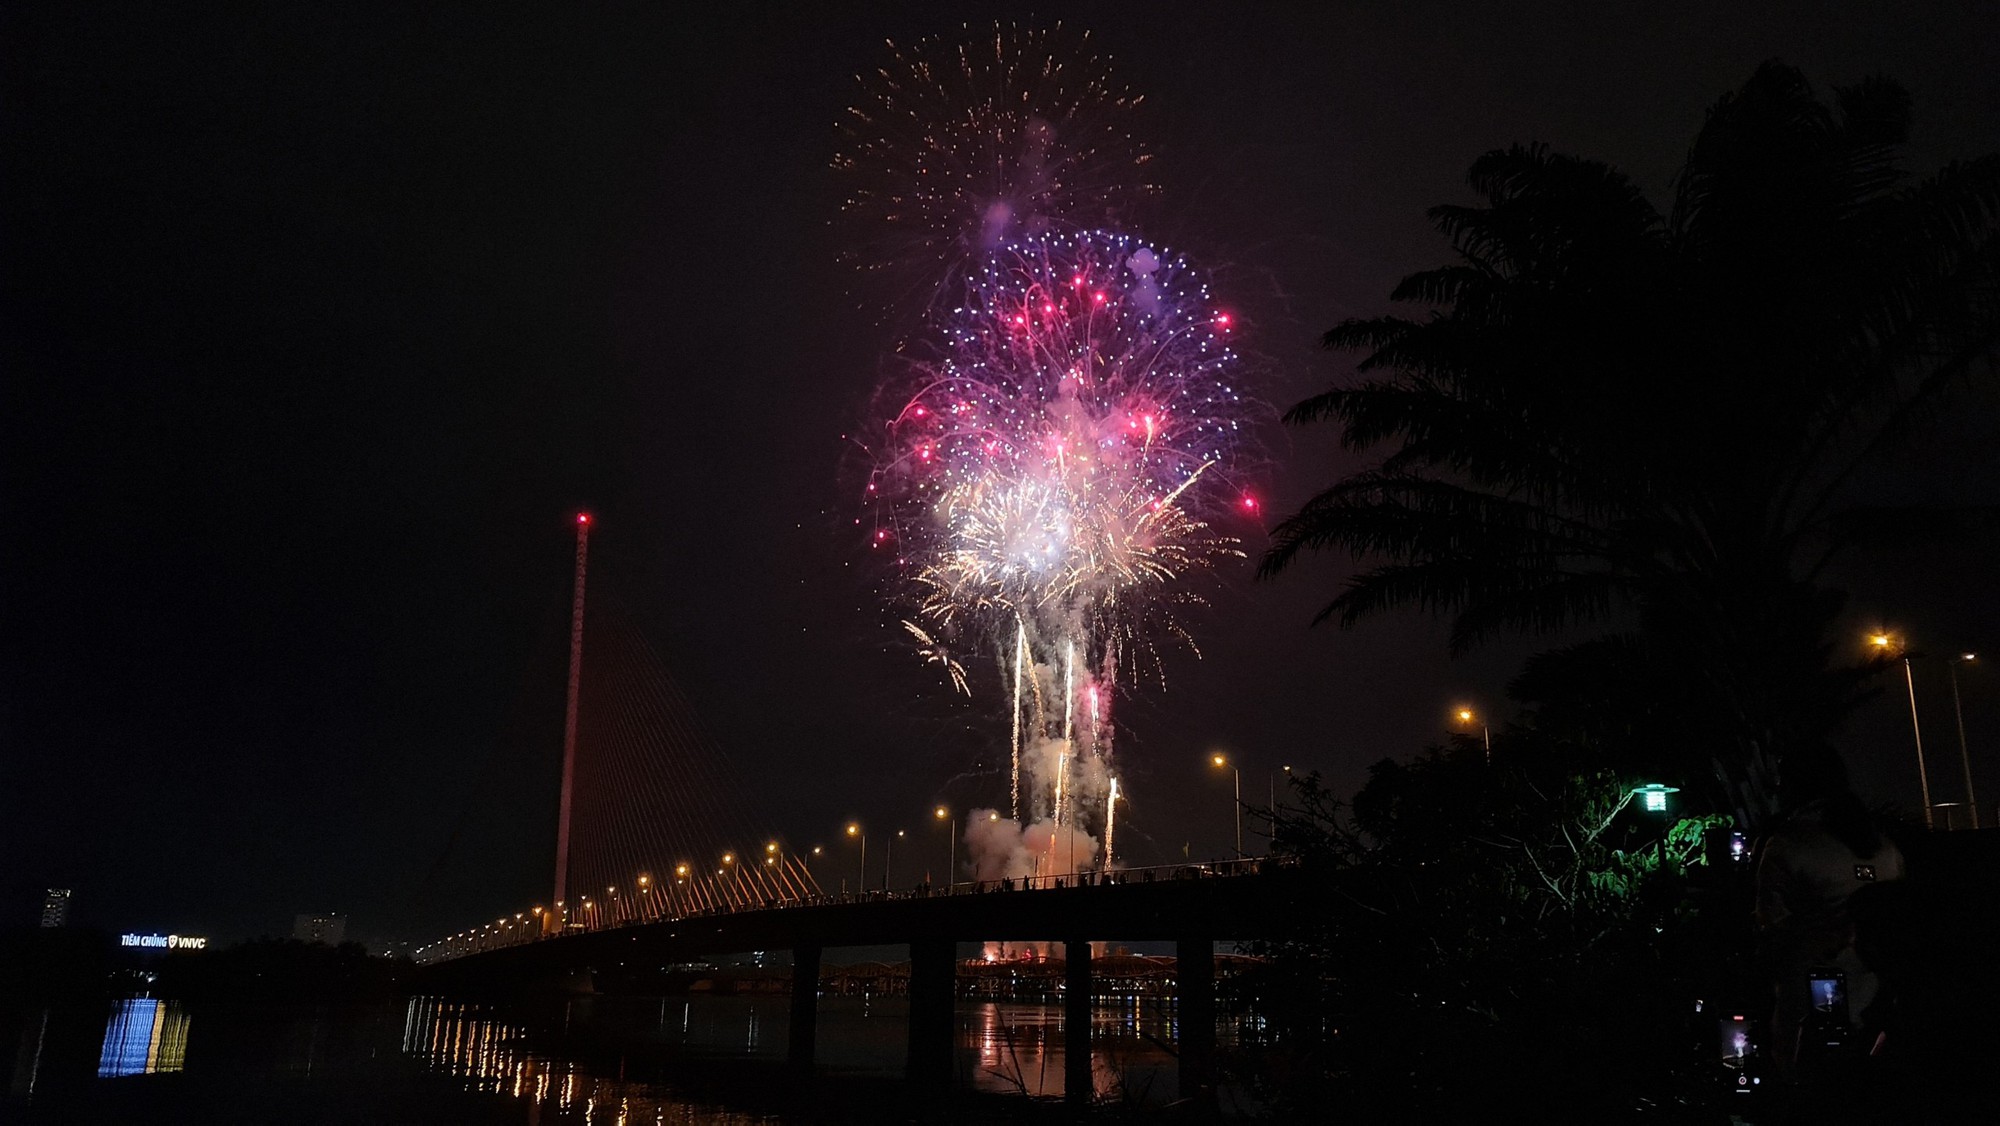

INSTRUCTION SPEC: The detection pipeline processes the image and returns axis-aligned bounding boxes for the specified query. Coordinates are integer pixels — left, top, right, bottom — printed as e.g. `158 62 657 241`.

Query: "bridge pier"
1177 935 1216 1106
906 938 956 1084
1064 939 1093 1104
788 942 821 1074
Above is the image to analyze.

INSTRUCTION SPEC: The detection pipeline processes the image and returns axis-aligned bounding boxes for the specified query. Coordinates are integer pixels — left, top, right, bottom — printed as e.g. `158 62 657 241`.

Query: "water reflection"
97 998 190 1078
964 1000 1184 1102
401 997 779 1123
403 993 1202 1111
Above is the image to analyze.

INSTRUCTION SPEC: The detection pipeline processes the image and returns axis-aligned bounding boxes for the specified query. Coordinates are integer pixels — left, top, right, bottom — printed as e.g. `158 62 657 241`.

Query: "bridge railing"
413 854 1297 965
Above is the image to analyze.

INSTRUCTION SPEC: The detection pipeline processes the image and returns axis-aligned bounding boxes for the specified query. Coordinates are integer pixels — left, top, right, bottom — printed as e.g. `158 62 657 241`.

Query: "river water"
8 992 1248 1121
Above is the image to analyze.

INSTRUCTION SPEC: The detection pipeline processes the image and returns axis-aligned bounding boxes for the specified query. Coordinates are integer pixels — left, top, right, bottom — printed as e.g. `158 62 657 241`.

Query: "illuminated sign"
119 933 208 950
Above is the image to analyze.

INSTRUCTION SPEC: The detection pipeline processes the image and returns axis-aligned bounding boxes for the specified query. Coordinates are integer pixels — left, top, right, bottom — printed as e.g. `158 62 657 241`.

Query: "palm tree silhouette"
1264 62 2000 828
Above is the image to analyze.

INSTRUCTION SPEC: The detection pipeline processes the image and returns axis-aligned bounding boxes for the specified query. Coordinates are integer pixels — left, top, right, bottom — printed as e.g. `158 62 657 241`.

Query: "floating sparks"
833 22 1157 317
902 620 970 696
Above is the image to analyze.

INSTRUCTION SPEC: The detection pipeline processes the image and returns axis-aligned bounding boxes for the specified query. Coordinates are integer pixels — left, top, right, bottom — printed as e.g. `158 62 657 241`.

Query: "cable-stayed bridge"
411 516 1307 1103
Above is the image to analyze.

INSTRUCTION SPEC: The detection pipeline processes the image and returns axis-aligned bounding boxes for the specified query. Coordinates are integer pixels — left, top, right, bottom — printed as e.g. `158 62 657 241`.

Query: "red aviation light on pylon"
576 512 591 526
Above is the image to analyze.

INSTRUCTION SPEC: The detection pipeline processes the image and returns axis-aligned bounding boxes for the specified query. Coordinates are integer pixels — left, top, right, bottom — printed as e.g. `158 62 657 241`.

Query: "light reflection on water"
11 993 1232 1119
403 993 1209 1110
96 998 190 1078
402 996 778 1123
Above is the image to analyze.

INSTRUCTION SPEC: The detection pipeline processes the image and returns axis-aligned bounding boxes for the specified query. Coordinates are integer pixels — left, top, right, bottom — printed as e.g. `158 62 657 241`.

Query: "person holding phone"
1754 752 1905 1082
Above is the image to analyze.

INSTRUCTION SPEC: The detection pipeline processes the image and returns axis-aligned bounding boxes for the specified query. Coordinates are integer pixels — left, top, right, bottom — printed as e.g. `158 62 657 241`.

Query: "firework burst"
864 229 1255 863
833 22 1156 316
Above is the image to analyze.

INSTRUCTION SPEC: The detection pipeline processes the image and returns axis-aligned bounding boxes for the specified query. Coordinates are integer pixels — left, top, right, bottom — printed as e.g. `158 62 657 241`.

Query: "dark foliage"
1236 748 1746 1121
1263 63 2000 830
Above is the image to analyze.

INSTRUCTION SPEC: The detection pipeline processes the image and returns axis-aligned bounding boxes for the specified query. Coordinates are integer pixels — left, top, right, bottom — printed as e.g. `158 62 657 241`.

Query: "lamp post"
1950 653 1982 830
1456 707 1491 762
846 823 865 896
1268 765 1291 813
934 806 955 890
1875 634 1935 829
1633 784 1681 867
1211 753 1241 858
1268 765 1293 853
885 829 905 891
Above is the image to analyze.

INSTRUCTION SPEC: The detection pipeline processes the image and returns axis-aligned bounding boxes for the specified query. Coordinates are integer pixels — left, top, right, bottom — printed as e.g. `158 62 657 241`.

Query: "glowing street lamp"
1211 753 1242 857
935 806 956 890
1874 633 1936 828
846 822 865 895
1949 652 1981 830
1269 764 1293 815
884 829 906 891
1455 707 1491 761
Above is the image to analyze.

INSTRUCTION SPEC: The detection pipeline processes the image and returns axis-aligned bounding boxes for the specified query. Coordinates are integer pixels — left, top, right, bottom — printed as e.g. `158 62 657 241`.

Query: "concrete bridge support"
1177 935 1217 1104
788 942 820 1073
906 938 956 1083
1065 938 1093 1104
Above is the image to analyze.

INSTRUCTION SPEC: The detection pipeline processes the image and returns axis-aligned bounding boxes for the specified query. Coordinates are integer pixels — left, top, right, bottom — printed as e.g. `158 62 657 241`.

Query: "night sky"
7 3 1998 947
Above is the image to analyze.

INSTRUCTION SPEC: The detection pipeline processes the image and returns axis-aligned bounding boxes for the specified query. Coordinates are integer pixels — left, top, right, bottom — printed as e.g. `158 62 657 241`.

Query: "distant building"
292 913 346 945
41 888 72 928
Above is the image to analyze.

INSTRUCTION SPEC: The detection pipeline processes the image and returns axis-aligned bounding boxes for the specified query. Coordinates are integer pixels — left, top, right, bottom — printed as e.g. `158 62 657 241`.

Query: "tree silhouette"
1264 63 2000 827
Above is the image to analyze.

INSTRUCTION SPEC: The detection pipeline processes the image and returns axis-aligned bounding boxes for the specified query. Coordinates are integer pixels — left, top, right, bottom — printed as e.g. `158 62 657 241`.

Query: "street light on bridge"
884 829 906 891
846 823 865 895
1873 632 1937 828
1269 764 1293 821
1210 753 1241 858
935 806 956 889
1949 652 1981 829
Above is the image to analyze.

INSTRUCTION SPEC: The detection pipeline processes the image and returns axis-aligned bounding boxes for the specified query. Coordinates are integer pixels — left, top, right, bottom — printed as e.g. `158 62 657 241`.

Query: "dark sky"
6 2 1997 946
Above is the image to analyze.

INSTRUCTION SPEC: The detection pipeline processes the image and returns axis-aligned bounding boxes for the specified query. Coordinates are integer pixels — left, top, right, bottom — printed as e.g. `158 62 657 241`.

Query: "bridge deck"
420 861 1307 986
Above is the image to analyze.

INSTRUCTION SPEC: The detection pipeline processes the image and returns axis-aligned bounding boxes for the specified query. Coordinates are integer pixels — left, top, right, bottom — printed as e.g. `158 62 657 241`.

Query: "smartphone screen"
1718 1015 1752 1066
1718 1015 1758 1094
